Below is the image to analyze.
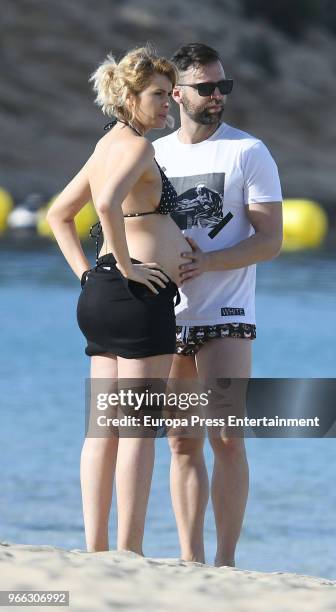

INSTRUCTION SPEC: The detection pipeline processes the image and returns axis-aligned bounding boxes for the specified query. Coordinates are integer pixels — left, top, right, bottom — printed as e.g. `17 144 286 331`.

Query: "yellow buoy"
36 194 57 238
0 187 14 234
74 201 98 239
37 196 98 240
282 199 328 251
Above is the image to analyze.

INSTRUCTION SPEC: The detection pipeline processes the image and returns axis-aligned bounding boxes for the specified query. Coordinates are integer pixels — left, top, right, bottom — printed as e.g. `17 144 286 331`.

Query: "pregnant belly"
125 215 192 286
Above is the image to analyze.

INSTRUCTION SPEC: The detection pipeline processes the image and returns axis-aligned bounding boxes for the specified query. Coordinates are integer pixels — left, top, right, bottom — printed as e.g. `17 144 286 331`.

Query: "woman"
47 45 192 554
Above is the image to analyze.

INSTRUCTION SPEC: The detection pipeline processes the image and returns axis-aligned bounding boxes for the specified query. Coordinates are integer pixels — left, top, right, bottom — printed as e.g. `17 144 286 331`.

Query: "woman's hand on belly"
118 262 171 295
125 215 193 285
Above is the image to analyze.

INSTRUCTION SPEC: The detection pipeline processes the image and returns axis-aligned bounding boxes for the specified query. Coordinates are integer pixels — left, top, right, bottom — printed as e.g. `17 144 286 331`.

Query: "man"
154 43 283 566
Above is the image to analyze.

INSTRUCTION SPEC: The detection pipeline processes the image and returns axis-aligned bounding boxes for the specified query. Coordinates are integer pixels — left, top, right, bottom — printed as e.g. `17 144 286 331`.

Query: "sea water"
1 242 335 579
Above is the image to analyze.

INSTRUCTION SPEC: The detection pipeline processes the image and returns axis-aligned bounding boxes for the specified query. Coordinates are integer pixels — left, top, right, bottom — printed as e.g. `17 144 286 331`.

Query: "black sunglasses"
177 79 233 97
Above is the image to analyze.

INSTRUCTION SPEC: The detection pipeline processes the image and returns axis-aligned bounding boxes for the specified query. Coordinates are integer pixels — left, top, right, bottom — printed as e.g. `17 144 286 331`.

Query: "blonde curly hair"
90 44 177 125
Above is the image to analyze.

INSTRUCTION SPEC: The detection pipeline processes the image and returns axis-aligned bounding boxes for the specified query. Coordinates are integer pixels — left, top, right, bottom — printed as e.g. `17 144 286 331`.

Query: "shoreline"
1 543 335 612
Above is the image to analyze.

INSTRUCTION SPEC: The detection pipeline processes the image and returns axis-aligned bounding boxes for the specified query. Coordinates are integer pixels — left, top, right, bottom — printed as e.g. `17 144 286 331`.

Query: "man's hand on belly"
179 237 210 283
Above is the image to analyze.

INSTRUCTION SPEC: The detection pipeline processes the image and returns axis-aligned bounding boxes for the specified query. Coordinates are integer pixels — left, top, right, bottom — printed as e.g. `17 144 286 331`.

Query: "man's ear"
172 86 183 106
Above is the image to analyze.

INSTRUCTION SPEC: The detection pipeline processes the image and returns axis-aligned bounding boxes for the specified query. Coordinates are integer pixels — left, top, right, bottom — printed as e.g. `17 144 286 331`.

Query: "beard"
181 94 225 125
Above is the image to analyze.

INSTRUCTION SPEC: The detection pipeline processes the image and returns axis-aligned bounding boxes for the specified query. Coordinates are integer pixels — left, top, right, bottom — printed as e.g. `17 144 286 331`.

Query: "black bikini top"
122 159 177 217
90 119 178 260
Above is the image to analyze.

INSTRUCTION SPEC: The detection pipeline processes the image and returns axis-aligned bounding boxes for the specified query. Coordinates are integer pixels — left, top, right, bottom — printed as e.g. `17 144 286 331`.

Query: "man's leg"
196 337 251 567
168 354 209 563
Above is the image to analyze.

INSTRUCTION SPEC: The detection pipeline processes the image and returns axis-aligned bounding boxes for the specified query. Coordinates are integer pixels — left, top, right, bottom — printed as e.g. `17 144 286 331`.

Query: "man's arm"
179 201 283 282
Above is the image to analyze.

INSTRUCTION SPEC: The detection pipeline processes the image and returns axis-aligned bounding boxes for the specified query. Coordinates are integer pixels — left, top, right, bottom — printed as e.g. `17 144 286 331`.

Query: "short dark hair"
171 43 221 72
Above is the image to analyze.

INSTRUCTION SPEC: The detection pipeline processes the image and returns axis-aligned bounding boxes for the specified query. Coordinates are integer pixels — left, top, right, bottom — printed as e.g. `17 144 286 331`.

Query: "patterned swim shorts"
176 323 256 356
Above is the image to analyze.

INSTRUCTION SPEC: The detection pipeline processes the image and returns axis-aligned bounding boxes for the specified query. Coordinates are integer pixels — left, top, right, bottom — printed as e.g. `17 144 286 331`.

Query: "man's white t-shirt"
153 123 282 327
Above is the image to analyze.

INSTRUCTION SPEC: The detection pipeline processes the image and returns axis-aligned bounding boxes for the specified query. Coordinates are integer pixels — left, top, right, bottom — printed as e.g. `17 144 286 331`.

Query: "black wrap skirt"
77 254 180 358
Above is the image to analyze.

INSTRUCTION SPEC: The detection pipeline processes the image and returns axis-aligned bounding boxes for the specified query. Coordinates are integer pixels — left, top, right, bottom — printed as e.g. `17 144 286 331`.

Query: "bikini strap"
104 119 118 131
124 211 157 218
104 118 142 136
89 221 102 264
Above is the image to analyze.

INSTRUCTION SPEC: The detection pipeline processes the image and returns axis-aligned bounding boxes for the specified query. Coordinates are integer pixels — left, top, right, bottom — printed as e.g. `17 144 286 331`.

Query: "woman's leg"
115 354 172 555
80 354 118 552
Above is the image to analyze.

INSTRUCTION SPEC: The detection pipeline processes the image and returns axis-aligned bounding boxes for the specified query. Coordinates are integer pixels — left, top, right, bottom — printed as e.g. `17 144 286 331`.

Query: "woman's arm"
48 140 168 293
95 138 169 293
95 139 154 275
47 160 93 280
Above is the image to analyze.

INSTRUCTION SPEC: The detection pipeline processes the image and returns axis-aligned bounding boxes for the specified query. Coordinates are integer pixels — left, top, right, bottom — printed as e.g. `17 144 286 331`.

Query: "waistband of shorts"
94 254 144 272
95 252 176 286
95 253 118 266
94 253 180 305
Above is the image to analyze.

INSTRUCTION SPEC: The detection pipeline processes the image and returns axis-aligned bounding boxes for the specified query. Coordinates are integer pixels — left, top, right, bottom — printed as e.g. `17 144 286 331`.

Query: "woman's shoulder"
96 126 154 159
109 137 154 176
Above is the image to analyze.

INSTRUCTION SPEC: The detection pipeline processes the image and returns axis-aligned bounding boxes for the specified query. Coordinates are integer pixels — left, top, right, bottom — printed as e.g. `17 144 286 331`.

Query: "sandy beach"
0 543 334 611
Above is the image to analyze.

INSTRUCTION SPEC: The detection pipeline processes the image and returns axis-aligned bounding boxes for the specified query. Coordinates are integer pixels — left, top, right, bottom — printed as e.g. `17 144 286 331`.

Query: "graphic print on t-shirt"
168 173 232 237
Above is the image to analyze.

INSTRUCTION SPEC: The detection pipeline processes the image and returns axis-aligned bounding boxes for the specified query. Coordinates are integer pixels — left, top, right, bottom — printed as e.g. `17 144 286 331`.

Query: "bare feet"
214 557 235 568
